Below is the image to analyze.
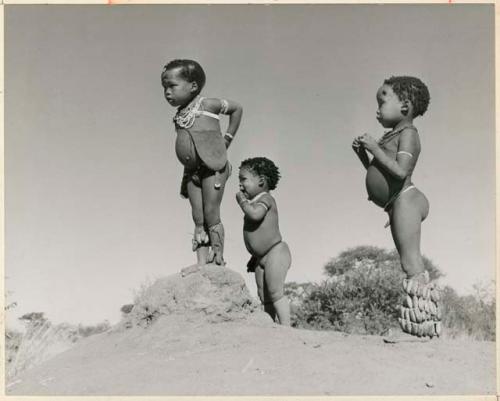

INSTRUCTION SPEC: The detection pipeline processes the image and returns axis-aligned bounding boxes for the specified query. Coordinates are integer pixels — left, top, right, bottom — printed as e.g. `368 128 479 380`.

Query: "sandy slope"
7 314 496 396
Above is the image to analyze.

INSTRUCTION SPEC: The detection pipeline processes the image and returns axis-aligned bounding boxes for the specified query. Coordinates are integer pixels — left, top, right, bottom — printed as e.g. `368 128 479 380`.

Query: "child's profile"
161 59 243 267
352 76 442 340
236 157 291 326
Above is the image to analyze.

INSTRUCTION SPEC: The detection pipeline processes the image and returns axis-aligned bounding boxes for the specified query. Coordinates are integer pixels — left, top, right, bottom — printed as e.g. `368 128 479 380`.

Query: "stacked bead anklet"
398 271 442 338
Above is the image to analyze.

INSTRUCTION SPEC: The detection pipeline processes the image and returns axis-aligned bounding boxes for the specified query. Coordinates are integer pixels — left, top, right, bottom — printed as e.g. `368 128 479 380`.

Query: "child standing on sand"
236 157 291 326
352 76 442 339
162 59 243 266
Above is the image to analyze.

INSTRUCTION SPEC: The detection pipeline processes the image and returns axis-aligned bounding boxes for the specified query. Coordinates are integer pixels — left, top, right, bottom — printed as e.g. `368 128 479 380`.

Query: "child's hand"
352 137 363 152
357 133 378 153
236 191 248 205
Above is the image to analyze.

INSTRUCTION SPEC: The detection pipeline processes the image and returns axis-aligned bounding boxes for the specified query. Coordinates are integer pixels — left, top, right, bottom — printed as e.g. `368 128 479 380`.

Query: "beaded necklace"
378 124 416 146
173 96 202 129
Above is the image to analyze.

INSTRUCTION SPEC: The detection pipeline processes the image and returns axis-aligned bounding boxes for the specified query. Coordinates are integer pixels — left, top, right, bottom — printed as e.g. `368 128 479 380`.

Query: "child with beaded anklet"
161 59 242 266
236 158 291 325
352 76 442 340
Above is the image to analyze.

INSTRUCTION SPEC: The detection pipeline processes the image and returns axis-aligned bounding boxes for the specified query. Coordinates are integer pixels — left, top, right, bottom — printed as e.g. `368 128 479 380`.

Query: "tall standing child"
352 76 442 339
236 157 291 326
162 59 243 266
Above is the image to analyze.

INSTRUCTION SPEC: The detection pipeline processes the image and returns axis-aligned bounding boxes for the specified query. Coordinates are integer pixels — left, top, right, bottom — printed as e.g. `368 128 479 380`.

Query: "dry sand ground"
7 265 496 396
7 315 496 396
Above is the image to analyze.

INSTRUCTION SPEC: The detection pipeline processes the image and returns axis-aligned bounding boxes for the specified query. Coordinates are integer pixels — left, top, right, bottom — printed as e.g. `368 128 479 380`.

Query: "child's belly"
365 163 393 208
244 228 282 258
175 129 199 169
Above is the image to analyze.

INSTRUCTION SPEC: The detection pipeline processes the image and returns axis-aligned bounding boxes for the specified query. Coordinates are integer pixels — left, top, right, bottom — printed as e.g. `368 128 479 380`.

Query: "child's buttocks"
175 129 199 170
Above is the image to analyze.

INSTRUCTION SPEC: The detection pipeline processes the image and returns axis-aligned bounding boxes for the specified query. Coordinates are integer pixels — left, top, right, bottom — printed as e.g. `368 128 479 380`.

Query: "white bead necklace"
173 96 202 129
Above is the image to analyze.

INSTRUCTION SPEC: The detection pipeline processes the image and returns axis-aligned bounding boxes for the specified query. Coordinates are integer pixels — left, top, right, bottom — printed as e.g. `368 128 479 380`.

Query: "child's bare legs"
255 266 276 321
387 189 441 339
257 242 292 326
389 188 429 280
187 181 209 265
201 165 230 265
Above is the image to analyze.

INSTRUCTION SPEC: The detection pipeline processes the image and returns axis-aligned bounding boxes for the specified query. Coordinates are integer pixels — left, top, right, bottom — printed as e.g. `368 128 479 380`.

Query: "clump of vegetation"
286 245 495 340
6 312 110 383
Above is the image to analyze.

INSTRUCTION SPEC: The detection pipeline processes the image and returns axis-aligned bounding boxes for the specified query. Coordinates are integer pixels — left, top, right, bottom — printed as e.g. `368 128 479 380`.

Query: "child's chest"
379 136 400 156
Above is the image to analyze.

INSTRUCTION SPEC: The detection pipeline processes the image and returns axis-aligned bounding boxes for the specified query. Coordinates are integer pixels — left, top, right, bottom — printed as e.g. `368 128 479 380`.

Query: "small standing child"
236 157 292 326
161 59 243 266
352 76 442 339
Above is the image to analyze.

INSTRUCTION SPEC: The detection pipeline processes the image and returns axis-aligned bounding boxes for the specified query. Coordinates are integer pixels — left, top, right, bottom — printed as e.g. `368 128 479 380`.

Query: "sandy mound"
120 263 270 329
7 264 496 396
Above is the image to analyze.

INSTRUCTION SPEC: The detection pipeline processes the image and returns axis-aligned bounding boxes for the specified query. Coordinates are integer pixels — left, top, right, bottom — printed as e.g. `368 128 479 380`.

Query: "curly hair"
384 76 430 117
162 59 206 94
240 157 281 191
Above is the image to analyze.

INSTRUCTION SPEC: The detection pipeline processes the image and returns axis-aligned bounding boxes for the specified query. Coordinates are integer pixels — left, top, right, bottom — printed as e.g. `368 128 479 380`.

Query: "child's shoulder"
398 125 420 142
260 192 277 208
200 97 222 112
400 124 419 135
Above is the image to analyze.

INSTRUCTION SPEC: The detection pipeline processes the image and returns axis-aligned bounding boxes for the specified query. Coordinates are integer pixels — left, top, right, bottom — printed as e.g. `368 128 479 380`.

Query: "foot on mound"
398 271 443 339
383 330 430 344
207 222 225 266
180 264 202 277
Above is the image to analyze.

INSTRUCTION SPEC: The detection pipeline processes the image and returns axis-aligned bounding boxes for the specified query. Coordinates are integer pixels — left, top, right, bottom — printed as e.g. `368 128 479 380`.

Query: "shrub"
6 314 110 383
288 246 495 340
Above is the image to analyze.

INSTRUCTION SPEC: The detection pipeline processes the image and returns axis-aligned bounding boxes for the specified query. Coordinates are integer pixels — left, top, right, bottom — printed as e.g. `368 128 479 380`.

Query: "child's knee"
192 212 204 226
267 287 284 303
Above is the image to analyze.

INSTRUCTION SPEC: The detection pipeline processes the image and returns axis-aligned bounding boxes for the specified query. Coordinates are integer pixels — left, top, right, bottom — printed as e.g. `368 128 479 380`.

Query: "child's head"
239 157 281 197
376 76 430 128
161 59 206 107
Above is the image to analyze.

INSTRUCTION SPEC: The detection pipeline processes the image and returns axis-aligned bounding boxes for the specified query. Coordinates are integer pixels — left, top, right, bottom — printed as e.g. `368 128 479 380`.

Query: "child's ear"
190 81 199 94
401 101 410 116
258 176 265 187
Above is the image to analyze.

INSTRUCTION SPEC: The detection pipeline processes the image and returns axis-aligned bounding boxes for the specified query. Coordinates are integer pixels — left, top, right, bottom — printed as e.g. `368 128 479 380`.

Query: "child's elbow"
247 210 264 222
396 169 410 180
233 102 243 114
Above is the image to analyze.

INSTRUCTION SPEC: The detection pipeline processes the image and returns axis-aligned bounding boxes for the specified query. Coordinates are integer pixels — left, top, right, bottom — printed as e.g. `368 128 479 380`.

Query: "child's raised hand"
236 191 248 205
357 133 378 153
352 137 363 151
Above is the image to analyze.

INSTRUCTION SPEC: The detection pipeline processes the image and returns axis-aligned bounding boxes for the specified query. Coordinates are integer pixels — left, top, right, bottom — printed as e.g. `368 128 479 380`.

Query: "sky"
5 4 495 329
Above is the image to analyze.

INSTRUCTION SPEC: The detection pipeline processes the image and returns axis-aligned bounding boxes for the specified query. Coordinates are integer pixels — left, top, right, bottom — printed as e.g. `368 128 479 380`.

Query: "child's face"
376 84 406 128
161 67 197 107
239 168 264 199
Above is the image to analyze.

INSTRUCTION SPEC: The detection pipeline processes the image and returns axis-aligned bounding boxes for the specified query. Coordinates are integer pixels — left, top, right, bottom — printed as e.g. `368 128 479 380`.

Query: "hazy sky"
5 4 495 328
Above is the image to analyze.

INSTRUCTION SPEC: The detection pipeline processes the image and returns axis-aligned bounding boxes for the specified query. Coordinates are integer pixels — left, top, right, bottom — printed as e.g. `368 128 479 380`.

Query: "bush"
289 246 407 334
288 246 495 340
440 282 495 341
6 314 110 383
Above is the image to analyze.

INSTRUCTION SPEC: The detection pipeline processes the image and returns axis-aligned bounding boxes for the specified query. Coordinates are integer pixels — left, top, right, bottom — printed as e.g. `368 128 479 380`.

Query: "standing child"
352 76 442 339
236 157 291 326
161 59 242 266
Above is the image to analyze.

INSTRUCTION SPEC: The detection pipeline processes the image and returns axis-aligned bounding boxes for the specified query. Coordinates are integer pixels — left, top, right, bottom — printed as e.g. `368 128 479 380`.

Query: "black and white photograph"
4 2 496 397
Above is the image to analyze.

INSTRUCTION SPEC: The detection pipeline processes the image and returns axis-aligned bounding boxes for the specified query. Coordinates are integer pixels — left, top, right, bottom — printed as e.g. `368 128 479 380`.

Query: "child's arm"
202 98 243 148
359 128 420 180
236 192 270 222
352 137 371 169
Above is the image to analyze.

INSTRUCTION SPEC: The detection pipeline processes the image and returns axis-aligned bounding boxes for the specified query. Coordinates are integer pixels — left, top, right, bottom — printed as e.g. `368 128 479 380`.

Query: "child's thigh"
262 243 291 293
201 165 230 207
390 191 428 251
